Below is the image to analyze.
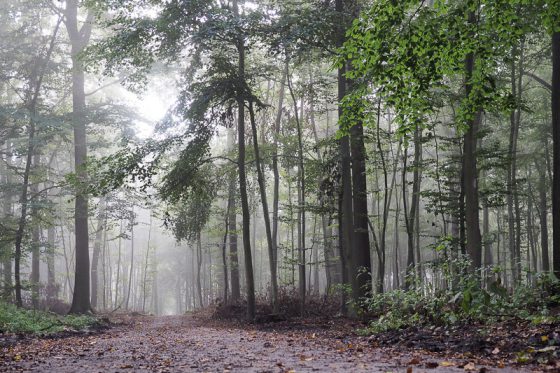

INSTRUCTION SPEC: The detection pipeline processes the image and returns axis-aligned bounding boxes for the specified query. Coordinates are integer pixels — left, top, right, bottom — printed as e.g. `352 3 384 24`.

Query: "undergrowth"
360 269 560 334
0 301 99 335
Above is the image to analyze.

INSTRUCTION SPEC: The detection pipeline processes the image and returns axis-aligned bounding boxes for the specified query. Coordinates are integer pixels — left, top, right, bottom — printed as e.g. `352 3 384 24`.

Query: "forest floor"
0 313 556 372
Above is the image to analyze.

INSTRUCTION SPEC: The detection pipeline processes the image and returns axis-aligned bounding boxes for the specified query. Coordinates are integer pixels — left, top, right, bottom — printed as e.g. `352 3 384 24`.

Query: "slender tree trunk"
46 225 56 300
508 44 524 284
551 31 560 278
30 153 40 308
539 161 550 272
483 199 493 267
286 68 306 314
402 147 415 289
125 210 134 310
233 0 255 320
114 221 123 308
228 176 241 302
142 215 152 313
221 200 230 305
527 173 537 282
196 234 203 308
2 144 13 302
90 199 106 310
248 102 278 313
272 65 286 298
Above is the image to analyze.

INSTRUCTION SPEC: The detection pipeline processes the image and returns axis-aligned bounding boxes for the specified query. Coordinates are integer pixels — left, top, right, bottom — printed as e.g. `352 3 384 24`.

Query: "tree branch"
523 71 552 91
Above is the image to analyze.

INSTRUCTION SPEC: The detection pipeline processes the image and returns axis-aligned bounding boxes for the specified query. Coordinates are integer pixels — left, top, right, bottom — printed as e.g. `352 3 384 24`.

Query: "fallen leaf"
425 361 438 369
439 361 455 367
537 346 557 353
463 362 476 371
408 357 421 365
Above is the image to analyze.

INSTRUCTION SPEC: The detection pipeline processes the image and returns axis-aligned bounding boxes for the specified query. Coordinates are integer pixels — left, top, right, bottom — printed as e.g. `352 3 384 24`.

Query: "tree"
65 0 94 314
552 28 560 278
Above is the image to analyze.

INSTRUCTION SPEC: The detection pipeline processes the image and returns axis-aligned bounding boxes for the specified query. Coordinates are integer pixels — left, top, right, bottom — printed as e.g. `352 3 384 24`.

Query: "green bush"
0 301 99 335
360 260 560 334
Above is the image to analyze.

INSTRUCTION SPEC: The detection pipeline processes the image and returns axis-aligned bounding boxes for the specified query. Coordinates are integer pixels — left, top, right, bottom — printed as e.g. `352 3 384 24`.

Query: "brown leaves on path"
0 315 548 372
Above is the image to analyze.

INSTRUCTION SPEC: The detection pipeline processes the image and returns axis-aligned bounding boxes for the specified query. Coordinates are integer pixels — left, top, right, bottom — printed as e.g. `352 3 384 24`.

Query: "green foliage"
337 0 547 137
0 301 99 335
361 260 559 334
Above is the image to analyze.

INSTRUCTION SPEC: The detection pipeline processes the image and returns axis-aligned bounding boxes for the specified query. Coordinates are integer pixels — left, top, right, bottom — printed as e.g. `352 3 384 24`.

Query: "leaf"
463 362 476 371
439 361 455 367
537 346 557 353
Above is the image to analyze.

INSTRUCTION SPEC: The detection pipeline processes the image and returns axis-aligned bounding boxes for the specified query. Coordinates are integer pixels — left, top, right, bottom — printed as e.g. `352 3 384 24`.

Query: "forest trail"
0 315 535 372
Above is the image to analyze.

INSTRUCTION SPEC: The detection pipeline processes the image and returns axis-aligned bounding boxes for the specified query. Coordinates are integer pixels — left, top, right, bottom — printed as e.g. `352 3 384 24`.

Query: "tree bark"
336 0 353 315
90 199 106 310
538 161 550 272
248 101 278 313
272 65 286 296
462 11 483 273
349 108 372 301
551 31 560 278
66 0 93 314
2 144 13 302
233 0 255 320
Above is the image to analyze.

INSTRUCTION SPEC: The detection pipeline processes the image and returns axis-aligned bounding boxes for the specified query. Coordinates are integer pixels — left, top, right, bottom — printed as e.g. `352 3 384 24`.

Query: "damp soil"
0 314 554 372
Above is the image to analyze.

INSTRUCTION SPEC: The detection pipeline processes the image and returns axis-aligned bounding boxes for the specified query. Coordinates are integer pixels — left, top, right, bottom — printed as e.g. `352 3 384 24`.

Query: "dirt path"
0 315 535 372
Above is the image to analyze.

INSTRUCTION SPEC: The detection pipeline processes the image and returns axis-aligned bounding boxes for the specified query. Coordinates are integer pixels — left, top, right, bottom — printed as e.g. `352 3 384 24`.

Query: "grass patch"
0 301 100 335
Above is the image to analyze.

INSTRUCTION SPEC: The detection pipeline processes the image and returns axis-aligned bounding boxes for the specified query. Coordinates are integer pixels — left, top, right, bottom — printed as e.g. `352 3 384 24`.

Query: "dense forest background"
0 0 559 322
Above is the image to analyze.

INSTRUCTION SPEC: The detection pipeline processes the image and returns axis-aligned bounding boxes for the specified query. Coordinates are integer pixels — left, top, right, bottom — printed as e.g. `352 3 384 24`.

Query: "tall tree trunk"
527 173 537 282
2 144 13 302
46 225 56 301
125 210 134 310
402 142 417 289
221 200 230 305
272 66 286 298
349 107 372 301
248 102 278 313
142 215 152 313
508 43 524 284
286 67 306 314
483 199 493 267
462 11 483 274
115 220 123 308
90 199 106 310
228 175 241 302
196 236 203 308
30 153 40 308
336 0 353 315
66 1 93 314
233 0 255 320
538 161 550 272
551 31 560 278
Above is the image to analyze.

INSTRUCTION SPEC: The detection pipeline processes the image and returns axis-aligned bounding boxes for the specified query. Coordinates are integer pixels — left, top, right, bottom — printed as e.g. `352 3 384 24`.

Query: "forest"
0 0 559 371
